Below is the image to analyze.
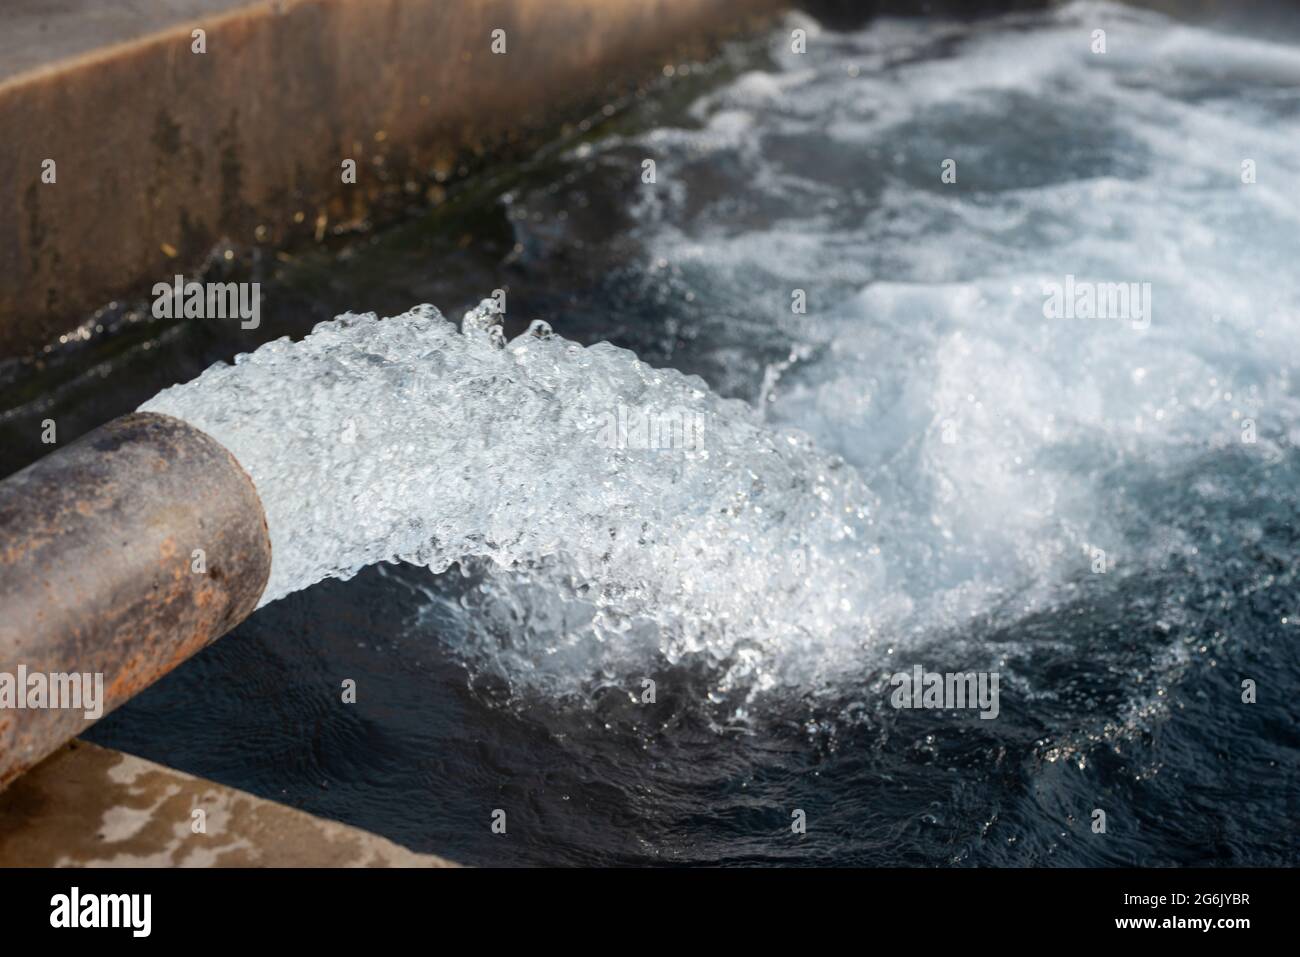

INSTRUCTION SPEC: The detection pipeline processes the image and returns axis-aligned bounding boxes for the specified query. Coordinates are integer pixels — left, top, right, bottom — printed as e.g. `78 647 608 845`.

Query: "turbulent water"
111 1 1299 864
149 0 1296 704
143 301 880 698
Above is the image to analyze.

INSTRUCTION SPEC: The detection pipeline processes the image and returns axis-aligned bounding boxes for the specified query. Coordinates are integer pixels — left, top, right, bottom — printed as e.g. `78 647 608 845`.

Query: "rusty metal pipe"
0 412 271 789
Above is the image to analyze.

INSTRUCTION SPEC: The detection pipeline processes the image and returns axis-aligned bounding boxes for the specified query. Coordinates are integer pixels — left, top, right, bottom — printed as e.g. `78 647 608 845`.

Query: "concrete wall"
0 0 785 358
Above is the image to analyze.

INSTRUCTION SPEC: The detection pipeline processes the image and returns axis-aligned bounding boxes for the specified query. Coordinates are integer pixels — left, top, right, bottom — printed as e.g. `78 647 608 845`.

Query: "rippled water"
7 2 1297 865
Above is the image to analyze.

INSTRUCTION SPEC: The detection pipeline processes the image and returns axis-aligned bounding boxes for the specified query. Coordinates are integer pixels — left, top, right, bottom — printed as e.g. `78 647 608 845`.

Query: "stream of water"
7 1 1295 864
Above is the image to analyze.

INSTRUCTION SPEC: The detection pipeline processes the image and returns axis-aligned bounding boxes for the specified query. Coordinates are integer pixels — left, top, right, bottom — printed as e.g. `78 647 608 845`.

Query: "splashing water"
99 2 1298 865
142 1 1300 717
142 300 882 698
504 0 1300 719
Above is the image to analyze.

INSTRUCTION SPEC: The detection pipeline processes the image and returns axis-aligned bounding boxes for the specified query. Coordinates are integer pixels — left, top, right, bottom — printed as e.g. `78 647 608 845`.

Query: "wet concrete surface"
0 740 456 866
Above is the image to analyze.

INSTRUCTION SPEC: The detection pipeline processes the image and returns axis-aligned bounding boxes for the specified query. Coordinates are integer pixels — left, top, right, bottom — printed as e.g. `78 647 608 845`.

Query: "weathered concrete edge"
0 740 456 867
0 0 788 358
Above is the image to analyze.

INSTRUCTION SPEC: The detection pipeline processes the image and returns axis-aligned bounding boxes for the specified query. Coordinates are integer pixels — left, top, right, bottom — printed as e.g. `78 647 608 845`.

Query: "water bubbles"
461 297 504 342
141 301 882 702
139 1 1300 736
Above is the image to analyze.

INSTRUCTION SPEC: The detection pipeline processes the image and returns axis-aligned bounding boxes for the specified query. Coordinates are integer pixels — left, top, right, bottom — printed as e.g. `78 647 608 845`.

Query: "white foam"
143 2 1300 709
142 302 883 697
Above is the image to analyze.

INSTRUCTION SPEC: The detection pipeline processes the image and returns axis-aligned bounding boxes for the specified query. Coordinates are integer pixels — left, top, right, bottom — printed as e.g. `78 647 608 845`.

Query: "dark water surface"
2 4 1297 865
